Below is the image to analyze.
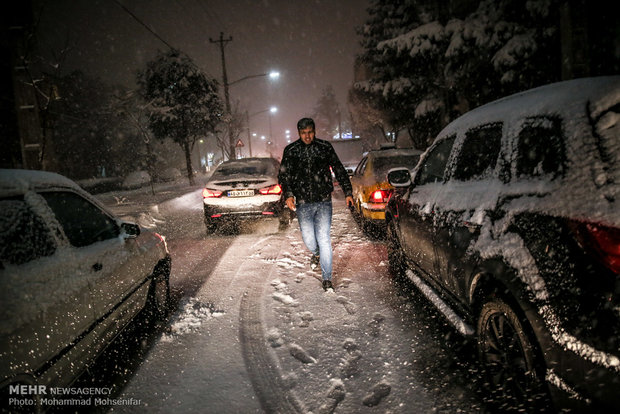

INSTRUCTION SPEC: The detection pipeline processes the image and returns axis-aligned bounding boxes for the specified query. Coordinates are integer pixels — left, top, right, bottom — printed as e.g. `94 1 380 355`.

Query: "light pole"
210 32 280 160
224 71 279 159
246 106 277 157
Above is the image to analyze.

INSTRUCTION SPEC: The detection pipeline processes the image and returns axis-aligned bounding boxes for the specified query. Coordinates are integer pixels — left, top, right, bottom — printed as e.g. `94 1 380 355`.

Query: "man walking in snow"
278 117 354 291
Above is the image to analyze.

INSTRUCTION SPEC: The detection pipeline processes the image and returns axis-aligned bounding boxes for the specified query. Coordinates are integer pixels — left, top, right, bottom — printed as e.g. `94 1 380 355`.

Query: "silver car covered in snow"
0 169 171 408
202 157 291 233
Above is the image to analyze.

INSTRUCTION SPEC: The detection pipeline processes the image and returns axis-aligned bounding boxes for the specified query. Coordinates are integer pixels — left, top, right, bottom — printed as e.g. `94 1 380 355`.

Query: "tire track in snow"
238 234 306 413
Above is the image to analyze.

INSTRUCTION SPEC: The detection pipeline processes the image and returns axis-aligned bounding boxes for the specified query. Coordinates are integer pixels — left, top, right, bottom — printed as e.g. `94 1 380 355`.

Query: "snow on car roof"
0 168 81 196
437 76 620 138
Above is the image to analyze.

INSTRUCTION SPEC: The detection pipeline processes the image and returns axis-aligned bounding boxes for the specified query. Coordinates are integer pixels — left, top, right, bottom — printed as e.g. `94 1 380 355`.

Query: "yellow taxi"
350 145 422 231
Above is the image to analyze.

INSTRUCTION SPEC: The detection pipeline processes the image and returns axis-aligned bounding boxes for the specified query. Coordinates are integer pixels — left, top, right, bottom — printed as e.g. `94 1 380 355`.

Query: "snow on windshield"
212 159 277 179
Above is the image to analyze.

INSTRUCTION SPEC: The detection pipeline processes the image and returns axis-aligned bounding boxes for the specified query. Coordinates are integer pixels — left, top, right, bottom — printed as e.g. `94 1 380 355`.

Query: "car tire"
356 202 372 233
386 221 406 280
146 261 170 323
352 201 362 222
477 298 550 412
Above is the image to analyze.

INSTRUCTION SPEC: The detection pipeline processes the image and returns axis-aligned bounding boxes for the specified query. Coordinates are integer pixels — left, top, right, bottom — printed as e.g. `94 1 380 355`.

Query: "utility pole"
245 110 253 157
209 32 236 160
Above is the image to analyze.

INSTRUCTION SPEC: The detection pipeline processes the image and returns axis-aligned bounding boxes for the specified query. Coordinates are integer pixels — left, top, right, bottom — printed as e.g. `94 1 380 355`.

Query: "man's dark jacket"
278 138 352 203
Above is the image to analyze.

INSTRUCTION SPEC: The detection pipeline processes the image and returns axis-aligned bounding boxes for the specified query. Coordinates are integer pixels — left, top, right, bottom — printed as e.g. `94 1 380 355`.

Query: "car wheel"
477 298 550 411
147 262 170 322
386 221 406 279
356 202 371 233
353 201 362 222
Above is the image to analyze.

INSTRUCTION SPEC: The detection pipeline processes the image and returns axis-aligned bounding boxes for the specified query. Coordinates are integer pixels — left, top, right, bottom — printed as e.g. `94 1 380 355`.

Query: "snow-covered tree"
348 83 392 150
138 49 222 185
355 0 565 150
313 85 341 139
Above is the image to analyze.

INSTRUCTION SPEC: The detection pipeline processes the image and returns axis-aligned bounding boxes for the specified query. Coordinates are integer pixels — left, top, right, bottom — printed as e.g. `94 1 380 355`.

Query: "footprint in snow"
368 312 385 337
299 311 314 327
340 338 362 378
266 328 284 348
340 350 362 378
317 379 346 414
342 338 358 352
362 381 391 407
288 343 316 364
281 372 298 390
336 296 357 315
272 292 299 307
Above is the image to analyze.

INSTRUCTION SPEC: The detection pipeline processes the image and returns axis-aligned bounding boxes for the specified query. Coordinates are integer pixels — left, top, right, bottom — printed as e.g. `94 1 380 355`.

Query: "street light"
268 106 277 156
229 71 279 87
223 72 279 159
246 106 277 157
210 33 280 159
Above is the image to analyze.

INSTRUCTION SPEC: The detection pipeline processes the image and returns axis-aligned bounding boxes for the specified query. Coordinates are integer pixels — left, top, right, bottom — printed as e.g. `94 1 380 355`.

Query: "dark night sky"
33 0 370 149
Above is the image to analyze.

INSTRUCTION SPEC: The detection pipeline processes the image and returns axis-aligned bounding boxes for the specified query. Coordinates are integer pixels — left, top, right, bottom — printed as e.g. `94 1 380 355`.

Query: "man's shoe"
322 280 333 291
310 254 320 270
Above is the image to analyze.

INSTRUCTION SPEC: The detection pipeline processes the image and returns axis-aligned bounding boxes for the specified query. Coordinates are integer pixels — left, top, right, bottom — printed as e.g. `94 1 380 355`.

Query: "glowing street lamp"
222 67 280 158
246 106 278 157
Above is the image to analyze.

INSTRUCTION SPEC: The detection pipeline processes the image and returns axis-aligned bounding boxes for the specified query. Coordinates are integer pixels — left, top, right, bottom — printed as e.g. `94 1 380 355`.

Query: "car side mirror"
120 221 141 238
387 168 411 187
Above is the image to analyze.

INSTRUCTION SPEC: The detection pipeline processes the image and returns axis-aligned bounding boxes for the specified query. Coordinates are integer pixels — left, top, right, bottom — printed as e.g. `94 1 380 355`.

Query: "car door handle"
92 263 103 272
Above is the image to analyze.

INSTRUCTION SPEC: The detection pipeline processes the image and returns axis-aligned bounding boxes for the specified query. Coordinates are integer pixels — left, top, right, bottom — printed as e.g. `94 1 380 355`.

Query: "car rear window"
516 116 565 179
0 198 56 266
591 101 619 185
214 160 277 177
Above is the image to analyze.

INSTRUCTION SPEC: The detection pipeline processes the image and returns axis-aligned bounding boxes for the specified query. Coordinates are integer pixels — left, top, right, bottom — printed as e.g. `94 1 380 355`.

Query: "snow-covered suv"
0 169 171 409
386 76 619 412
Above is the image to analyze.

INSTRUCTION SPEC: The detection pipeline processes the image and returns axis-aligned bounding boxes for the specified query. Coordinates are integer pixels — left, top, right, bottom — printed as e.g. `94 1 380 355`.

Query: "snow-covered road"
98 188 486 413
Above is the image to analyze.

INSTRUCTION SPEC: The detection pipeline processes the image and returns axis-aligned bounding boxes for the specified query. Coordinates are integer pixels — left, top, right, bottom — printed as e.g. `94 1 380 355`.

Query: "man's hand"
286 196 296 211
345 196 354 209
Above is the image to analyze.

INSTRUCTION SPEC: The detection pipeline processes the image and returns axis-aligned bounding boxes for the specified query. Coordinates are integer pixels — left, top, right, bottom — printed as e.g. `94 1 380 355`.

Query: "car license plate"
228 189 254 197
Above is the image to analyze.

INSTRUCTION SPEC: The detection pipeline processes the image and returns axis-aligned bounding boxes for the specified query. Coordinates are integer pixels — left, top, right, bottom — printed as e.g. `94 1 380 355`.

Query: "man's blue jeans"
296 201 332 281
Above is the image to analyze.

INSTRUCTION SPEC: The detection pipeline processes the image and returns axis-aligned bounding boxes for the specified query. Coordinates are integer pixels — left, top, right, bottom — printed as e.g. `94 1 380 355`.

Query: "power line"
112 0 219 80
112 0 176 50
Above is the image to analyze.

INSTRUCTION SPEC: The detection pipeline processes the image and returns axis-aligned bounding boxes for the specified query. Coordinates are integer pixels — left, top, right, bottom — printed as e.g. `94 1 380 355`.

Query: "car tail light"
370 189 392 203
584 223 620 274
203 188 222 198
259 184 282 195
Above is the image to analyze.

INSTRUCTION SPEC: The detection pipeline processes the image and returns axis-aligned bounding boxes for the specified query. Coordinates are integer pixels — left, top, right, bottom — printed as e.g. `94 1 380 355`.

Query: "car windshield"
212 160 277 178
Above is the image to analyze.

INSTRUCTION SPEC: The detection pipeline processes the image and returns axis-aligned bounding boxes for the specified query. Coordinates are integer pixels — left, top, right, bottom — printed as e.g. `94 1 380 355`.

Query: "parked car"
0 169 171 408
385 76 620 412
202 157 291 233
350 145 422 232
